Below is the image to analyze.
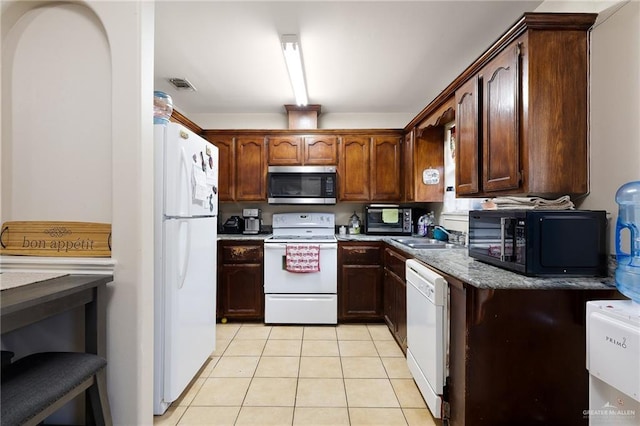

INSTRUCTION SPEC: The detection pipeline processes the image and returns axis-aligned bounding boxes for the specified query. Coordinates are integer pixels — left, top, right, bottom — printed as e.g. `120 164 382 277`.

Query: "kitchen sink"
391 237 452 249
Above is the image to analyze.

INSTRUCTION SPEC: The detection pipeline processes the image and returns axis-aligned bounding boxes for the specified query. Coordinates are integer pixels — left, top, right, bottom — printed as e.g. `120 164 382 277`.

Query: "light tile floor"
154 323 438 426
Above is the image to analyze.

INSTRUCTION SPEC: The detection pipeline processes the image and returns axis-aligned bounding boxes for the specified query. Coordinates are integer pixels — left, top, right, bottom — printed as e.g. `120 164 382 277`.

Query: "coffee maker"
242 208 261 234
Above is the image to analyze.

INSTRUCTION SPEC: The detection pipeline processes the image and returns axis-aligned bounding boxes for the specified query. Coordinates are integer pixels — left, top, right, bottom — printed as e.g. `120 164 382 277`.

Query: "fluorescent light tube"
281 35 308 106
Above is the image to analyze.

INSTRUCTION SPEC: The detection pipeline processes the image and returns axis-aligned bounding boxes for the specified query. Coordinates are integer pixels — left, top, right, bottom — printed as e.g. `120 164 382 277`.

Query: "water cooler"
586 300 640 425
586 181 640 425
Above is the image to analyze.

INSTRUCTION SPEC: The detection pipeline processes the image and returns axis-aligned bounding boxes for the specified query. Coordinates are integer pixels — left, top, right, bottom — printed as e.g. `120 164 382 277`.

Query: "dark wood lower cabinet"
383 246 409 352
338 242 383 322
217 240 264 321
447 274 622 426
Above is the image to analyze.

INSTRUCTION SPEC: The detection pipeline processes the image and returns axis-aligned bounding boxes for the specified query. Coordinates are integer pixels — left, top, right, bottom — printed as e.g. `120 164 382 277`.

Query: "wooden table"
1 274 113 424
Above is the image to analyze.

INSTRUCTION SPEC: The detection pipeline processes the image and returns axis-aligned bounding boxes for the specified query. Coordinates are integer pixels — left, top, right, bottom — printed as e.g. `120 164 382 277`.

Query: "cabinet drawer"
384 248 407 280
340 244 381 265
220 243 263 263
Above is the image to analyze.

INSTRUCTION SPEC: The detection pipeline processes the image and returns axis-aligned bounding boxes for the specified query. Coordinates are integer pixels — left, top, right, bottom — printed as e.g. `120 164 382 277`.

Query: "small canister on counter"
349 212 361 235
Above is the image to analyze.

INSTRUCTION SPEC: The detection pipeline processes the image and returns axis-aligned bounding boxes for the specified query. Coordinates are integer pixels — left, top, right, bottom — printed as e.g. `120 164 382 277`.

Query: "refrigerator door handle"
177 220 192 289
180 146 192 217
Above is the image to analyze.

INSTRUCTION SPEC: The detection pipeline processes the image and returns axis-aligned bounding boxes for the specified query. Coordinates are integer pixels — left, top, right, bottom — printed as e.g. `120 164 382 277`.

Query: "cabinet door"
403 131 415 202
339 264 383 320
455 76 480 196
205 135 235 202
383 247 408 351
481 41 521 192
338 243 383 321
304 136 338 165
370 136 402 201
219 263 264 319
383 270 395 331
339 136 370 201
394 275 407 350
267 136 302 165
235 136 266 201
414 127 445 202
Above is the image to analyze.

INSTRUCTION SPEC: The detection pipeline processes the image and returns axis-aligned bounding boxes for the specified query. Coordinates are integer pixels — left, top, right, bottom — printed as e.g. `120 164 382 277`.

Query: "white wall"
1 1 155 424
1 3 111 221
581 1 640 251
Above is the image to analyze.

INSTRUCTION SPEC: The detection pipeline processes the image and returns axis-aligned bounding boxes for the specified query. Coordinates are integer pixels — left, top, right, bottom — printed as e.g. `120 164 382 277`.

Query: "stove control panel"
272 213 335 229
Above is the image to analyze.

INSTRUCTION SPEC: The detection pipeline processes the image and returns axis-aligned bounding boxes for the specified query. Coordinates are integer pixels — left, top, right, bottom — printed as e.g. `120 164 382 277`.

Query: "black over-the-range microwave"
267 165 337 205
468 209 608 277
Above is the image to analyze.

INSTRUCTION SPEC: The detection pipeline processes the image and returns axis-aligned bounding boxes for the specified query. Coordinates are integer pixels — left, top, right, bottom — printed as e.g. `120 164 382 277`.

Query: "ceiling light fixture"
281 34 308 106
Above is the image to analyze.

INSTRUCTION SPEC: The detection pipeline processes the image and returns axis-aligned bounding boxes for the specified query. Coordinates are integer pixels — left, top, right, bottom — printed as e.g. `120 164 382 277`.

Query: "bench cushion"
1 352 106 425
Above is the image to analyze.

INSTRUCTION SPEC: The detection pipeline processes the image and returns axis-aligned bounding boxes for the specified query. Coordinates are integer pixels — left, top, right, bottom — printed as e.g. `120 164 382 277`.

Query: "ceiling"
154 1 543 119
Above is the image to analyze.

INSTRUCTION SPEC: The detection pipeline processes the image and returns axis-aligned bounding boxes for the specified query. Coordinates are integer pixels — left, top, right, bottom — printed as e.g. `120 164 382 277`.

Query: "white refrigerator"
153 122 218 415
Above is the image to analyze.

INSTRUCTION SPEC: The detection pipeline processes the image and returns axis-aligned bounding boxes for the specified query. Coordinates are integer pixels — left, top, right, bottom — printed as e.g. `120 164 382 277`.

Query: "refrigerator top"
156 123 219 218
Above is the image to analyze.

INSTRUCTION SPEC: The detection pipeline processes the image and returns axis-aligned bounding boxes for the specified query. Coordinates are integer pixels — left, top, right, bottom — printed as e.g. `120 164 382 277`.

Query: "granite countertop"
400 246 615 291
217 233 617 291
339 235 616 291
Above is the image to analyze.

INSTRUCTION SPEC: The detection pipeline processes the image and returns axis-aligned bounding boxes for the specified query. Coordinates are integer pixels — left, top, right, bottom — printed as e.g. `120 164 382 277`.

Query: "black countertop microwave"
468 209 608 277
364 205 412 235
267 166 337 205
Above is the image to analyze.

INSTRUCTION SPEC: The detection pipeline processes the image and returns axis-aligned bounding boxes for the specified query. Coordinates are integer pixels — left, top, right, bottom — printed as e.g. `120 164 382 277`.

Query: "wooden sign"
0 221 111 257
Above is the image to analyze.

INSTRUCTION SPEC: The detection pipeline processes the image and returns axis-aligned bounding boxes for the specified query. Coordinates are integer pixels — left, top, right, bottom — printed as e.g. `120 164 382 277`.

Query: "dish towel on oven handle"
285 244 321 273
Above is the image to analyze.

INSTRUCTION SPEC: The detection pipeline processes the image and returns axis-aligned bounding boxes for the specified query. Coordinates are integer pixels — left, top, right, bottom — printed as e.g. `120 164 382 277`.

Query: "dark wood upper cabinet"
267 136 302 165
339 134 402 202
402 131 415 202
455 77 480 196
303 135 338 165
339 135 371 201
481 39 521 193
235 136 267 201
267 135 337 166
204 135 235 202
413 13 595 199
413 127 445 202
370 136 402 201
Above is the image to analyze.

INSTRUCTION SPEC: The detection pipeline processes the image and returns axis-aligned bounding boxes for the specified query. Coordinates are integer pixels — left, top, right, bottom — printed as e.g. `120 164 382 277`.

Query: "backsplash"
219 202 474 247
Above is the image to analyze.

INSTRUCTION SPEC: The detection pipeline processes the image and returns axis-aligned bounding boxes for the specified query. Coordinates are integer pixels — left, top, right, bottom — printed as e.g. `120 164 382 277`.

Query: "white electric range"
263 212 337 324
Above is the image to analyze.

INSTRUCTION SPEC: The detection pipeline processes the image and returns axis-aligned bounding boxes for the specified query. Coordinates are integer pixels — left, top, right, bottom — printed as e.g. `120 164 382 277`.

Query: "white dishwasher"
406 259 449 419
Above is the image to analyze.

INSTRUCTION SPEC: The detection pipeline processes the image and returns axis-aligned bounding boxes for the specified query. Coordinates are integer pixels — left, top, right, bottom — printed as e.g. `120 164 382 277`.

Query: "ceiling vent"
168 77 196 91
